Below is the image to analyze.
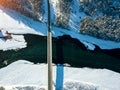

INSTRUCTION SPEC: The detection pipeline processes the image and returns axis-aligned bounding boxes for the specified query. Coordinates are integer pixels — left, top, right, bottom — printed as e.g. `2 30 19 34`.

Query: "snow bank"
0 34 26 51
0 85 47 90
63 81 107 90
0 60 120 90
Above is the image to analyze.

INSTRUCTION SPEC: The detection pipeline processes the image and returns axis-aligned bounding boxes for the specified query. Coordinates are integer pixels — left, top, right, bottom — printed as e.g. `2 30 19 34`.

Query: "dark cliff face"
0 34 120 72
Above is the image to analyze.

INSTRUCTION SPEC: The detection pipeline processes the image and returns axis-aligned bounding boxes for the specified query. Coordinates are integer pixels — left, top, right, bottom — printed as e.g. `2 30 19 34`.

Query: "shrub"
80 16 120 42
80 0 120 17
0 87 5 90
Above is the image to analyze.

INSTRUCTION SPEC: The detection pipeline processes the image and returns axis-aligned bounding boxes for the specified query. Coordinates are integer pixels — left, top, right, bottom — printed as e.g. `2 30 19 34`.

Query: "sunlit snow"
0 60 120 90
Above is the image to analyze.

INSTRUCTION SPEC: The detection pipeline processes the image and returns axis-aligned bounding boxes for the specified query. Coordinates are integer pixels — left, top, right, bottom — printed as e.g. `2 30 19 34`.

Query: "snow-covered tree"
80 16 120 42
55 0 72 29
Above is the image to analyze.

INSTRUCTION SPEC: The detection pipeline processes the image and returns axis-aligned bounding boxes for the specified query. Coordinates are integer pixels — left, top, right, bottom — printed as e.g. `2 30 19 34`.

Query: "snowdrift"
0 60 120 90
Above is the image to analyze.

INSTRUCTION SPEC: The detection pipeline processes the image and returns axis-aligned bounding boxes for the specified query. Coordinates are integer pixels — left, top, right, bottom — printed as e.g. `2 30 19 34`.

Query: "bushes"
80 0 120 42
0 87 5 90
80 16 120 42
0 0 32 17
0 0 23 11
80 0 120 17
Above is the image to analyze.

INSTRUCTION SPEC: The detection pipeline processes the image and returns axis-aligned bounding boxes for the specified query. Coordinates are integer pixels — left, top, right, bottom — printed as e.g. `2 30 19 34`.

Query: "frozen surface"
0 60 120 90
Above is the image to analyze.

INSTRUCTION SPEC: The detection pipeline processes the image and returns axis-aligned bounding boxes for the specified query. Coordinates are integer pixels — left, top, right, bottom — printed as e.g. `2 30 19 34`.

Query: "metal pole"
47 0 53 90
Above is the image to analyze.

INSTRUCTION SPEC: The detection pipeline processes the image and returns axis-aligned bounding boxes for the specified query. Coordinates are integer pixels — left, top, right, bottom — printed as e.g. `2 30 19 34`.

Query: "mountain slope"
0 6 120 50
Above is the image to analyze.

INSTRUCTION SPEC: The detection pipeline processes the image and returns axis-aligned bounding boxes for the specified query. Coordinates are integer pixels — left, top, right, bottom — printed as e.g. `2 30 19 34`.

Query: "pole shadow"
55 64 64 90
55 37 64 90
56 37 64 64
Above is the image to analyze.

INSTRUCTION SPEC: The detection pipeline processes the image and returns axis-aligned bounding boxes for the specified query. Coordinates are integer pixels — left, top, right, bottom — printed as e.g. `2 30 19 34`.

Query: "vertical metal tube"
47 0 53 90
47 32 53 90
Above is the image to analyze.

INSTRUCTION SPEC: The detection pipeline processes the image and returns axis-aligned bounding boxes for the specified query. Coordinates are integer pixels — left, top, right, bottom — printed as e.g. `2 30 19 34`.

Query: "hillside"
0 5 120 51
0 0 120 42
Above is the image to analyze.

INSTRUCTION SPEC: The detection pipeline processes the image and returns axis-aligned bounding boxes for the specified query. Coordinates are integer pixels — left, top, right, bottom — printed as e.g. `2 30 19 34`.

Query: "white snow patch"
82 41 95 50
0 60 120 90
0 34 26 51
63 80 108 90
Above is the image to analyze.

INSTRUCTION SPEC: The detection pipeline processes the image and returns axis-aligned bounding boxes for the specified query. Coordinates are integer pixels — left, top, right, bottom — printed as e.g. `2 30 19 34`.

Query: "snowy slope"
0 6 120 51
0 60 120 90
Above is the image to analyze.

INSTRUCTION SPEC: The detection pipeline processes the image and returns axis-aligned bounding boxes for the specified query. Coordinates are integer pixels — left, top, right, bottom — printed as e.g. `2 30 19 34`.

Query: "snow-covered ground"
0 6 120 51
0 33 26 51
0 60 120 90
0 2 120 90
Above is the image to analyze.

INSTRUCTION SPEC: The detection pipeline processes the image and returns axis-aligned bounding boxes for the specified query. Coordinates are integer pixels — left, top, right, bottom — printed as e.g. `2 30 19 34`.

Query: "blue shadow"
55 64 64 90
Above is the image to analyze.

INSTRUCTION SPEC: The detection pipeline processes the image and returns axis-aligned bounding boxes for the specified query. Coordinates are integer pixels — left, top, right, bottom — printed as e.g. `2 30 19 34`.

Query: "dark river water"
0 34 120 73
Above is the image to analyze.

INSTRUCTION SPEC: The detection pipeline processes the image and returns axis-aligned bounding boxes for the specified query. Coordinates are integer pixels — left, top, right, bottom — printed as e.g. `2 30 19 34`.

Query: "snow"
0 60 120 90
0 6 120 51
82 41 95 50
69 0 86 31
0 6 45 35
0 29 26 51
0 34 26 51
0 2 120 90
